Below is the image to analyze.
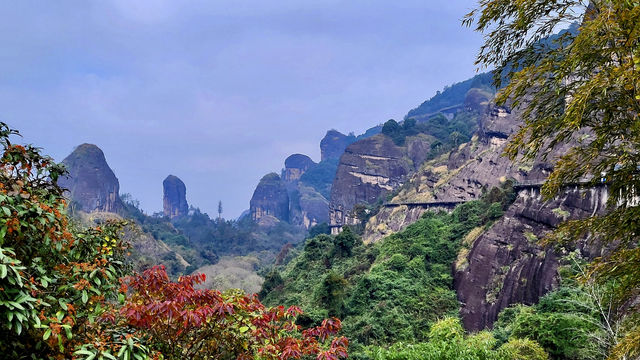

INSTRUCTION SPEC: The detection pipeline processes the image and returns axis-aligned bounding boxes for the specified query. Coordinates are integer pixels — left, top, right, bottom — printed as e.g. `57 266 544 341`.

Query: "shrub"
498 338 549 360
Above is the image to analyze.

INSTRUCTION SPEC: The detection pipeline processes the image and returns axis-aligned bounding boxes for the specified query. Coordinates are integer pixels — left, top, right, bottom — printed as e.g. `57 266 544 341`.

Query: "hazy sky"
2 1 484 218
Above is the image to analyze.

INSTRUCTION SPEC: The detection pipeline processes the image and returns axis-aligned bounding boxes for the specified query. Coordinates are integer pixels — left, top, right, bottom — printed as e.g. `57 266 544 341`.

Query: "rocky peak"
58 143 123 213
163 175 188 219
282 154 316 183
329 134 432 233
250 173 289 223
320 130 355 161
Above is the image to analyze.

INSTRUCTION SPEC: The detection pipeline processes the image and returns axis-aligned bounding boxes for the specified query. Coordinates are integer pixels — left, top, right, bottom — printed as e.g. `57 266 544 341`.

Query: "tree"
0 122 349 359
464 1 640 358
105 265 348 360
217 200 223 220
0 123 132 358
333 226 359 257
449 131 464 146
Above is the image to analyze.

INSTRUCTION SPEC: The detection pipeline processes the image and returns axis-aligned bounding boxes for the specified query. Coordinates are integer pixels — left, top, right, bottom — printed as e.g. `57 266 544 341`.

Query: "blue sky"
2 1 484 218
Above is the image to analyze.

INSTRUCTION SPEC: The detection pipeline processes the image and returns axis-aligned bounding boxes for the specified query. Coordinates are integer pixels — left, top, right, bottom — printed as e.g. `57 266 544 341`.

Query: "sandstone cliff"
296 185 329 228
361 101 603 331
251 149 333 230
250 173 290 224
329 134 433 232
454 185 608 330
163 175 188 218
58 143 124 213
363 105 551 243
283 154 316 182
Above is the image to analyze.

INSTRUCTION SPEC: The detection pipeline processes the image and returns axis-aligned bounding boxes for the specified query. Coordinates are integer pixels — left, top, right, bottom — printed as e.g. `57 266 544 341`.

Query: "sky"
1 0 485 218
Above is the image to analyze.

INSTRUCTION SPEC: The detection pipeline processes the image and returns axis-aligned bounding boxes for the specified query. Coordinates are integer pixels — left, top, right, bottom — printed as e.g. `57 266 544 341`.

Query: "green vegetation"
364 257 619 360
467 1 640 357
261 188 511 356
121 197 305 277
405 73 494 119
381 110 478 161
300 158 339 199
368 317 548 360
0 122 348 360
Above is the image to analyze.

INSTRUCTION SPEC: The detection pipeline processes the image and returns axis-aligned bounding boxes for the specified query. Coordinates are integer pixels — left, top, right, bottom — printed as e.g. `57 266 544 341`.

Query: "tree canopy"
465 1 640 358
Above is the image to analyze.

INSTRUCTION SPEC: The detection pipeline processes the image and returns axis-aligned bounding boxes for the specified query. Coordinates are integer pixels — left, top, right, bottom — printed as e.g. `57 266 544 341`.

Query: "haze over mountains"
56 65 605 334
6 1 485 219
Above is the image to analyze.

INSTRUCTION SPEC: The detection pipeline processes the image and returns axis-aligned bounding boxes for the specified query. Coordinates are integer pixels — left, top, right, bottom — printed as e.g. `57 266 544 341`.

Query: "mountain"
250 173 290 225
58 143 124 213
405 72 494 120
320 130 356 161
58 144 189 275
163 175 188 219
259 67 612 359
328 133 434 233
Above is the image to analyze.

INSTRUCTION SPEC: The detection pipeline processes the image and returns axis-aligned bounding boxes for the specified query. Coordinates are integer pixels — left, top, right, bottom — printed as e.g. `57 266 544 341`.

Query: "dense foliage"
405 73 494 119
0 124 132 358
368 317 548 360
466 1 640 357
261 189 512 356
0 124 348 360
381 110 478 157
353 256 618 360
122 199 305 277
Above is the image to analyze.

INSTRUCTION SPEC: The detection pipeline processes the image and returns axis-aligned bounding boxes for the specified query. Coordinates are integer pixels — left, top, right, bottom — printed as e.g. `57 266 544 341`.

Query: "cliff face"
329 134 432 232
58 143 123 213
163 175 188 219
454 185 608 330
297 185 329 228
364 105 551 243
320 130 355 161
250 173 290 224
360 102 604 331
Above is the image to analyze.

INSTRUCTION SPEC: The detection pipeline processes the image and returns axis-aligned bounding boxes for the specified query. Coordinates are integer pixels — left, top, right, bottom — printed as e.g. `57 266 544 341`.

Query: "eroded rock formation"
360 102 603 331
454 185 608 330
163 175 188 219
250 173 289 224
58 143 123 213
364 104 552 243
329 134 432 233
283 154 316 182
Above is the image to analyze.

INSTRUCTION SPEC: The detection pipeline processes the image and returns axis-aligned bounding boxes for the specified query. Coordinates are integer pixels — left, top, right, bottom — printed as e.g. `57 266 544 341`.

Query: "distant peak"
285 154 315 169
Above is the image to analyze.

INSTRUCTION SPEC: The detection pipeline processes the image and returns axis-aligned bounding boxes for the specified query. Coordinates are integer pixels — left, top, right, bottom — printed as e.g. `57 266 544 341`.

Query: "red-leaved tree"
96 265 348 360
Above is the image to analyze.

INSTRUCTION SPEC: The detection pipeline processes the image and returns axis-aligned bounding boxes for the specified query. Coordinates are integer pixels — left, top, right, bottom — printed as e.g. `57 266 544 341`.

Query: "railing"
382 200 467 208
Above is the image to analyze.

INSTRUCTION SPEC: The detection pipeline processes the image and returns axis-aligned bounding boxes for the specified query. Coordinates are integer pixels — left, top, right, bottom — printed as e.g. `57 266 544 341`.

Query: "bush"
0 123 131 358
498 338 549 360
